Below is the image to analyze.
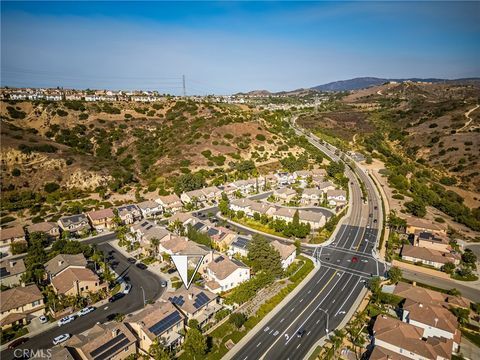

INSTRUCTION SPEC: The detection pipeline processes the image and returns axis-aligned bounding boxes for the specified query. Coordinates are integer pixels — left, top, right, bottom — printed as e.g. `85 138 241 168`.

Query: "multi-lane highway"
1 243 165 359
227 123 385 360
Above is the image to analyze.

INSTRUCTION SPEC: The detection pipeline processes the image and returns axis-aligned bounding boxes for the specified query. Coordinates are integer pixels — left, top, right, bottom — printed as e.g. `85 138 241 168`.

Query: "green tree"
461 249 477 269
229 312 248 329
149 338 171 360
22 232 48 284
387 210 407 232
404 197 427 217
441 262 456 274
183 324 207 357
294 239 301 256
447 288 461 297
345 312 367 360
247 235 283 278
387 266 402 284
327 161 345 177
368 276 382 303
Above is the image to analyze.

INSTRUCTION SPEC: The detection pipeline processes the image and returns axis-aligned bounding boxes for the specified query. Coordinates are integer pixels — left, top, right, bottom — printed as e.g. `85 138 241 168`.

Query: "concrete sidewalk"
224 259 320 360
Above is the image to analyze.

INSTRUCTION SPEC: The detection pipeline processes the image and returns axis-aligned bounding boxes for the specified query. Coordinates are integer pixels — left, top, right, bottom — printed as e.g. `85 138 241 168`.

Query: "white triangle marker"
171 254 204 289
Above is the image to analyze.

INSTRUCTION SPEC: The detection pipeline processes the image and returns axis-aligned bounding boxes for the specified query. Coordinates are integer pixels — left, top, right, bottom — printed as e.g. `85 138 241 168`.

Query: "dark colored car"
108 293 125 303
127 257 136 264
351 256 359 263
8 337 30 349
106 313 121 321
374 206 378 210
297 330 306 338
136 262 147 270
167 267 176 274
373 219 377 223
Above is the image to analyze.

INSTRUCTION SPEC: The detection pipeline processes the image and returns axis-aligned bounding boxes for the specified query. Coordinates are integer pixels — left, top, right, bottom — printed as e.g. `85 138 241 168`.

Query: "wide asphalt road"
2 243 164 360
227 127 385 360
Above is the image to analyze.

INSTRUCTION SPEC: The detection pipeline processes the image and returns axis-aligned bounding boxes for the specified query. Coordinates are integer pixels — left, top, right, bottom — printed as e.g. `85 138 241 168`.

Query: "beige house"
372 315 454 360
27 222 60 239
116 204 142 225
45 253 88 279
406 217 447 235
58 214 90 236
51 267 106 297
0 284 45 329
156 194 183 213
87 208 115 230
0 258 26 287
164 285 222 327
413 231 451 253
207 226 236 251
126 301 185 352
272 208 326 230
401 245 460 269
273 188 297 202
0 225 27 255
68 322 136 360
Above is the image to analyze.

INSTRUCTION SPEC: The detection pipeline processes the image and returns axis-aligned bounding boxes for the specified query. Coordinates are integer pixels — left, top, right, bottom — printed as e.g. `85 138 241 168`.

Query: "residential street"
1 243 165 360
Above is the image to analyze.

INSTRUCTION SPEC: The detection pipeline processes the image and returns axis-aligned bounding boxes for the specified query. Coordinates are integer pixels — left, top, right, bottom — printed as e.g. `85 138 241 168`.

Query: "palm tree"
150 237 160 258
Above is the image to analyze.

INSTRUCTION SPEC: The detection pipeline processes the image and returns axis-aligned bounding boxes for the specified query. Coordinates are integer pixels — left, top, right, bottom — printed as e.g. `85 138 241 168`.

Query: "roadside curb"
303 286 368 360
223 260 320 360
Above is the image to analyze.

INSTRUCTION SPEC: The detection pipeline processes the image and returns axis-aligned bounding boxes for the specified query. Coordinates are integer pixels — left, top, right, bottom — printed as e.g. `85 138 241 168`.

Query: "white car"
77 306 95 317
57 315 75 327
39 315 48 324
123 283 132 294
53 333 70 345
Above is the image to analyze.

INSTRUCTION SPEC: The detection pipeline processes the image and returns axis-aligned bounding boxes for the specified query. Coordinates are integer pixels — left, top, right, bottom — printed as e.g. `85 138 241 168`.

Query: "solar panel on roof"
234 237 250 249
169 295 185 306
214 256 224 263
193 222 204 230
0 268 10 277
193 292 210 309
148 311 182 336
146 225 153 230
89 333 126 358
93 337 131 360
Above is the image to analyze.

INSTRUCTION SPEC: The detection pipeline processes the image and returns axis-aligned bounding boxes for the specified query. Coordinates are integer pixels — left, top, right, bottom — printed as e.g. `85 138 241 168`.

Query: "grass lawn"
232 216 287 238
461 328 480 348
201 256 314 359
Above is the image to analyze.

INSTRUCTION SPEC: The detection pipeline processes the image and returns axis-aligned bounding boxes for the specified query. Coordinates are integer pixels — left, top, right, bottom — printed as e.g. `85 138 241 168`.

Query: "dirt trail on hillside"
458 104 479 132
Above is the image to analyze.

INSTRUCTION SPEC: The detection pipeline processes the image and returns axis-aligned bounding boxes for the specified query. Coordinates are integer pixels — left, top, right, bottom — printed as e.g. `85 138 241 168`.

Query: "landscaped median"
185 255 315 360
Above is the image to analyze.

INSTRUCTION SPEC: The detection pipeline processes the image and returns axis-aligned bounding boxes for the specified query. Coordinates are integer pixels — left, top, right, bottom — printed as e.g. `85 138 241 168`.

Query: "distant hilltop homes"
0 88 166 102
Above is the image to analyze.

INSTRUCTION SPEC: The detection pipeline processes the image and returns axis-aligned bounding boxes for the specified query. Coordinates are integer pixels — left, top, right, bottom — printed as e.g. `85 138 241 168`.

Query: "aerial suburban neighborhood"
1 2 479 360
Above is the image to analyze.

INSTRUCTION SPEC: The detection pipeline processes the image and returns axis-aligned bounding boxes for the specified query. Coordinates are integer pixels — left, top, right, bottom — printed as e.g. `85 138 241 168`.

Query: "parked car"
108 293 125 303
127 257 136 264
123 283 132 294
373 219 377 223
297 330 306 338
8 337 30 349
167 268 176 274
52 334 70 345
161 280 168 288
351 256 359 263
77 306 95 317
136 262 147 270
39 315 48 324
58 315 75 327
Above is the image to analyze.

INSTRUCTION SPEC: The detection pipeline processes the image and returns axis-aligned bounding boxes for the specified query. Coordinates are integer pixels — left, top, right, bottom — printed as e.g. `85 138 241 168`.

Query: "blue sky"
1 1 479 94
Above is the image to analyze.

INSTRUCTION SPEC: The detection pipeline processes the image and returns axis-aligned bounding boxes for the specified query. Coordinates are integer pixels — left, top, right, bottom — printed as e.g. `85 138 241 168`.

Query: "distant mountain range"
310 77 480 91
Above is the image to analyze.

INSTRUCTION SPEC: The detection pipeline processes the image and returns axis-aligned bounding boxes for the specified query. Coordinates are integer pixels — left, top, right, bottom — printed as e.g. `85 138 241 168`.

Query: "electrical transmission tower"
182 75 186 96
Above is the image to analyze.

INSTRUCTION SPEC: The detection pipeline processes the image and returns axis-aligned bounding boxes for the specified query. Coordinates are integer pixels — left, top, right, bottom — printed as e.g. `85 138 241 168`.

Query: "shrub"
11 168 21 177
256 134 266 141
6 106 26 119
229 313 248 329
56 109 68 117
78 113 89 120
44 182 60 193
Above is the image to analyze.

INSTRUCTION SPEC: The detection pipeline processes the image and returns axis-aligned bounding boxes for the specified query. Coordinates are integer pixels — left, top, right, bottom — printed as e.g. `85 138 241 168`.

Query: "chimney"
188 293 194 300
112 328 120 337
412 281 416 287
9 260 16 267
419 303 423 308
434 318 439 327
58 260 64 267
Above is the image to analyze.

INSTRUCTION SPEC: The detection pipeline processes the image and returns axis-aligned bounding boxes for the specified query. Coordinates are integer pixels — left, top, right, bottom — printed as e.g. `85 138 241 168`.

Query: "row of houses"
1 253 106 329
229 198 329 230
57 284 224 359
369 281 465 360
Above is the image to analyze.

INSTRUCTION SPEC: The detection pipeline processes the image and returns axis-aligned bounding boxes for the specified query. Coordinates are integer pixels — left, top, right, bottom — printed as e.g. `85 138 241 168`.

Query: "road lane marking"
261 270 338 356
257 342 262 347
335 282 362 317
297 344 301 349
290 307 295 312
299 298 303 303
280 318 285 323
286 272 344 345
